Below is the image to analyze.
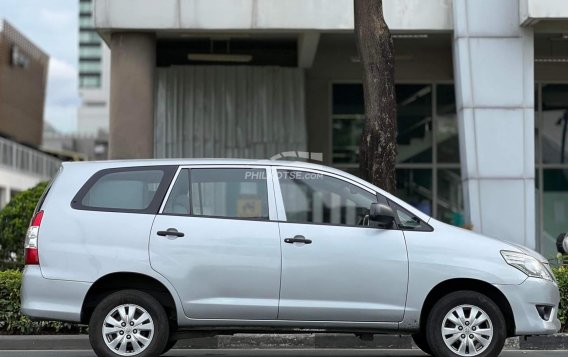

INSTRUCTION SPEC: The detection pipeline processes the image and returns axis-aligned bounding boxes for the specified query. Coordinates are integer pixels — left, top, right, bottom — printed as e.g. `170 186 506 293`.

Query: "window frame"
158 165 277 222
71 165 178 214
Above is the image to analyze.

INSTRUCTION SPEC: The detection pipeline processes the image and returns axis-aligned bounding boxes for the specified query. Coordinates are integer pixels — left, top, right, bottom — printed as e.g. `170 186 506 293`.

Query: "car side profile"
21 159 560 357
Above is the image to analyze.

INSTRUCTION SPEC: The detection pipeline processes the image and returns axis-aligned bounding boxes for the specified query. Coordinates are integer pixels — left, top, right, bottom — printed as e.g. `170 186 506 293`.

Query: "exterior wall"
453 0 536 248
0 20 48 148
521 0 568 25
108 33 155 159
94 0 453 34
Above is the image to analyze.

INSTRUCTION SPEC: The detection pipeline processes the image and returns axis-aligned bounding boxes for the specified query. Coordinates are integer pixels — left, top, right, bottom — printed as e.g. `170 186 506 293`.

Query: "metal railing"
0 137 61 179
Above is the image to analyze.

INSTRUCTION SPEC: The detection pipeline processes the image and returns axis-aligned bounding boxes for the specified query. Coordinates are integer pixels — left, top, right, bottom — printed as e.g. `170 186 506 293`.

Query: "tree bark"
354 0 397 194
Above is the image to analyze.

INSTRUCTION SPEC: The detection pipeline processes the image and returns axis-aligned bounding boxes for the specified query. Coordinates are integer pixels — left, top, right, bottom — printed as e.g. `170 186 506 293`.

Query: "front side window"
278 170 377 226
72 166 176 213
390 201 432 231
190 168 269 220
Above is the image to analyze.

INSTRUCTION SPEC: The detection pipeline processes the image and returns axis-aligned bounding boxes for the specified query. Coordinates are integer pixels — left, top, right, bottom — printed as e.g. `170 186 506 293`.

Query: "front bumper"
20 265 91 323
495 277 561 335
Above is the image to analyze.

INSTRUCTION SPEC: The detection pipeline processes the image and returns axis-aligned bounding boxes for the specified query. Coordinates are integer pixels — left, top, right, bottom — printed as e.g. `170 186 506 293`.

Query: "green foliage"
554 266 568 332
0 182 48 263
0 270 84 335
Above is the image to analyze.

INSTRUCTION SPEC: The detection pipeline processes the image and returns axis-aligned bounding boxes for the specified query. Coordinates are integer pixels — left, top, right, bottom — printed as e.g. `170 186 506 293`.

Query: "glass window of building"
79 31 101 44
79 75 101 88
332 84 364 164
79 46 102 58
436 84 459 163
79 1 92 14
396 84 433 163
79 60 102 73
536 84 568 262
331 83 463 225
396 169 432 216
79 16 94 28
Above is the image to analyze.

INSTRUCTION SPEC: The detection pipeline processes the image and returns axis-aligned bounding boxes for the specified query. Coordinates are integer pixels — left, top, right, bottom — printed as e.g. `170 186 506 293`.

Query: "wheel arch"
81 272 178 325
419 278 516 337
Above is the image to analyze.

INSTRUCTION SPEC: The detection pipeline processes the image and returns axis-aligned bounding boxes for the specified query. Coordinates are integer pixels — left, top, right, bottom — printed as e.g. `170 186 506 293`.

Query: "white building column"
453 0 535 248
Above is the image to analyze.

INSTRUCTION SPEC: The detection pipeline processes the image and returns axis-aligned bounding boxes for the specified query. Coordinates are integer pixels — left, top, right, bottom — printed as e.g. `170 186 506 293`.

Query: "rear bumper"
495 277 561 336
20 266 91 323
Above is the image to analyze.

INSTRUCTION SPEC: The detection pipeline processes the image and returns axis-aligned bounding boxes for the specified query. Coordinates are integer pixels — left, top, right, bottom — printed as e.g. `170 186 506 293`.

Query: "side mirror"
370 203 395 227
557 233 568 254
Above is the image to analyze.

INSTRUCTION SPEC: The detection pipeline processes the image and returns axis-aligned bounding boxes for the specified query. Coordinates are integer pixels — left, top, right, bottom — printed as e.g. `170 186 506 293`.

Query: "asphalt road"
0 350 565 357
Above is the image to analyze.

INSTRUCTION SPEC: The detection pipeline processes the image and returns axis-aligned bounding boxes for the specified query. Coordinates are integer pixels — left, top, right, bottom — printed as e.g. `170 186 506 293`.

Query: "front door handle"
284 235 312 244
157 228 185 238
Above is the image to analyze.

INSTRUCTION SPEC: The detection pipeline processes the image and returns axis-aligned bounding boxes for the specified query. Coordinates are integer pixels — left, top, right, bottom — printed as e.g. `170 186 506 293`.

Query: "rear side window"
72 166 177 213
190 168 269 220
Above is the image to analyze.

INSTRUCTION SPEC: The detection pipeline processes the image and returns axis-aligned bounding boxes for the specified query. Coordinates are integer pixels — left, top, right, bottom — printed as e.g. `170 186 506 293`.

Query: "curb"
0 333 566 351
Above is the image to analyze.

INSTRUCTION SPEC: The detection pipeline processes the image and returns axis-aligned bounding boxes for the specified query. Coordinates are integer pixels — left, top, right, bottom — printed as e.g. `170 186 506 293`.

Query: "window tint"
278 170 377 226
78 169 167 211
191 168 269 220
163 169 190 215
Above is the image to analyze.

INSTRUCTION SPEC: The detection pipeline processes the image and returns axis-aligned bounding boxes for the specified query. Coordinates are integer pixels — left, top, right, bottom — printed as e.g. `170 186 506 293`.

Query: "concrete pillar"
453 0 535 248
109 33 156 159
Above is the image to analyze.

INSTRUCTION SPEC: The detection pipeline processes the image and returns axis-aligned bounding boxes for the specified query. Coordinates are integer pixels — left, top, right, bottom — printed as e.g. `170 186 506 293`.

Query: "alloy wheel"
441 304 493 356
102 304 155 356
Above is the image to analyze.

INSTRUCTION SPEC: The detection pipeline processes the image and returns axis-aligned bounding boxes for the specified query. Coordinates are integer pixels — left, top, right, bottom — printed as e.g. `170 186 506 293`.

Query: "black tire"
161 339 177 355
426 291 506 357
412 332 432 355
89 290 169 357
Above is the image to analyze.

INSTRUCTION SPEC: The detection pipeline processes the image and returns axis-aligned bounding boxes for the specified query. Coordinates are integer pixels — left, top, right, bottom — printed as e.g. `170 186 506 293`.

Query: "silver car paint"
20 159 561 335
271 167 408 322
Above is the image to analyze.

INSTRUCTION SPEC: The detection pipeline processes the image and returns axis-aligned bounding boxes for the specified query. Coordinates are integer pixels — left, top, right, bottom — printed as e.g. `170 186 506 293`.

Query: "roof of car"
63 158 337 171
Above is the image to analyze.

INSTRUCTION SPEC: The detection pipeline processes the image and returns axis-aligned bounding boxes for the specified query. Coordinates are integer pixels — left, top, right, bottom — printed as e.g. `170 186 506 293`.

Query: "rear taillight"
24 210 43 265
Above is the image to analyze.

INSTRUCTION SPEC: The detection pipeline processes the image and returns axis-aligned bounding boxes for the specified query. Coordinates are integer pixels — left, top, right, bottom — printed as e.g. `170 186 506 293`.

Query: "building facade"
93 0 568 261
78 0 110 136
0 20 61 208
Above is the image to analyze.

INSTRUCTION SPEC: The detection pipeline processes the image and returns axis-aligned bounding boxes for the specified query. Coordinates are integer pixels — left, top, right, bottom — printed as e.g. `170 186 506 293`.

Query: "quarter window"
190 168 269 220
278 170 377 226
72 166 176 213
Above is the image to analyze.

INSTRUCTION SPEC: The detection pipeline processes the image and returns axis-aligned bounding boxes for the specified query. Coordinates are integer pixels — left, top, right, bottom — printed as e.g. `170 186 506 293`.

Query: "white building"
78 0 111 136
93 0 568 260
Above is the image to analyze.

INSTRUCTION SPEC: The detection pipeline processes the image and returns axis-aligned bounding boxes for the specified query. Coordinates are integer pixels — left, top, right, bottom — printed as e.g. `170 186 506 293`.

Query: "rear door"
273 168 409 322
149 165 282 320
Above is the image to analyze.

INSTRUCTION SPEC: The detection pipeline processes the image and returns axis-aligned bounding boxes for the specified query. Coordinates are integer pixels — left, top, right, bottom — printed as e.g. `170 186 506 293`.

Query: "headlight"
501 251 553 281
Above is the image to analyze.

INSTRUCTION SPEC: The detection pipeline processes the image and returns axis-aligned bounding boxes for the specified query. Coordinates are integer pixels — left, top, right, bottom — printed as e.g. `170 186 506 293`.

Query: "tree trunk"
354 0 397 194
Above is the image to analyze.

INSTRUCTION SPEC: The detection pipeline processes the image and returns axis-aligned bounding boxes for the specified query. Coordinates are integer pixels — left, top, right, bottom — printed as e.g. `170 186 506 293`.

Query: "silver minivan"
21 159 560 357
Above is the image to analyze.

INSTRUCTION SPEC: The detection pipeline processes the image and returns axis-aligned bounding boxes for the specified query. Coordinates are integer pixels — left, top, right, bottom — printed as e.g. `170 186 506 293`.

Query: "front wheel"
89 290 169 357
426 291 506 357
411 332 432 355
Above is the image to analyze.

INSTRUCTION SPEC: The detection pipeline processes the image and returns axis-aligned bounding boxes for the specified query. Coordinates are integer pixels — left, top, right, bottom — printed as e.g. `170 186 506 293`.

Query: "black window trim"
71 165 178 214
387 199 434 232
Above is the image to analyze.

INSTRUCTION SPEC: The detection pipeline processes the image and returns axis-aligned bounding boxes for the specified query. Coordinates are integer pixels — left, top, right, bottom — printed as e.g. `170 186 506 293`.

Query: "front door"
274 168 409 322
150 166 281 320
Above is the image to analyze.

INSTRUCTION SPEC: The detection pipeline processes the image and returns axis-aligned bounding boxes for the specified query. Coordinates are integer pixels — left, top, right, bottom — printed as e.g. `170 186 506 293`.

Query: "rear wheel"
411 332 432 355
426 291 506 357
89 290 169 357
